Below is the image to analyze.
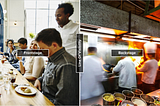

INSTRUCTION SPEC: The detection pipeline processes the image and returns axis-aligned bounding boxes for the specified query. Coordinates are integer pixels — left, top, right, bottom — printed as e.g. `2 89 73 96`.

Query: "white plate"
15 86 37 95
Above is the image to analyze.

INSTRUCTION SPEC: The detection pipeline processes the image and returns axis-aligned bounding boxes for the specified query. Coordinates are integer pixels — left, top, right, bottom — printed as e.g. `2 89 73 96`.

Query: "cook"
112 56 137 92
137 42 158 94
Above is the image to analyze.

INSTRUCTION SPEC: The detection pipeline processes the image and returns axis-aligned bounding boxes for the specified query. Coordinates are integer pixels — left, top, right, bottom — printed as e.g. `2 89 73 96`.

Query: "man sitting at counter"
112 57 137 92
137 42 158 94
34 28 79 105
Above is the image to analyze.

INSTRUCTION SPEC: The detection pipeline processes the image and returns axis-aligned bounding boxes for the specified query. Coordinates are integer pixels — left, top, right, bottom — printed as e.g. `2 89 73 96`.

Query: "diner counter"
0 62 54 106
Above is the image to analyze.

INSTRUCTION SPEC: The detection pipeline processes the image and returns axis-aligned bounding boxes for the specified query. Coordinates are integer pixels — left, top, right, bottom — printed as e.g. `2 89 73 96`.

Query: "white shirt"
81 55 105 100
113 57 137 89
24 57 44 84
138 59 158 84
56 20 79 57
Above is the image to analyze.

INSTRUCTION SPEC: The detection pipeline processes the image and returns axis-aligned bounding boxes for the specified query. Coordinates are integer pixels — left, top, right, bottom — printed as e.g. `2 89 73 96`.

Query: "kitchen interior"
81 0 160 105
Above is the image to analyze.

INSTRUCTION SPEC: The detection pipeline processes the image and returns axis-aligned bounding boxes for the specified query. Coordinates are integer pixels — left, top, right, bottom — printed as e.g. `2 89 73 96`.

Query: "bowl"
131 97 147 106
102 93 115 106
114 92 126 105
121 100 134 106
131 88 143 97
122 90 135 100
140 94 154 105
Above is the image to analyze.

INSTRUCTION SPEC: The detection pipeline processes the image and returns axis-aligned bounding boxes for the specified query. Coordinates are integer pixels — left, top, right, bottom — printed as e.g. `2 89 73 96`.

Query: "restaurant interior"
81 0 160 106
0 0 79 106
0 0 79 52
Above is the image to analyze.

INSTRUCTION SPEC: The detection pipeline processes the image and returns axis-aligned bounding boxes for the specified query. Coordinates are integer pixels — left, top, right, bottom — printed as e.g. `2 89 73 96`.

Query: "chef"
81 35 106 100
112 56 137 92
137 42 158 94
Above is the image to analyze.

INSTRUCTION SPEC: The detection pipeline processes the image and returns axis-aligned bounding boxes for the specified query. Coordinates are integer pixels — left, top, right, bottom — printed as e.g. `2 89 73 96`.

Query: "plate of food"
15 86 37 95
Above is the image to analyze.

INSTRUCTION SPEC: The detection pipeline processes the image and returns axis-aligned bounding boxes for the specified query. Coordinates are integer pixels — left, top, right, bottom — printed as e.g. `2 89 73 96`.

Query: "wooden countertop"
0 62 54 106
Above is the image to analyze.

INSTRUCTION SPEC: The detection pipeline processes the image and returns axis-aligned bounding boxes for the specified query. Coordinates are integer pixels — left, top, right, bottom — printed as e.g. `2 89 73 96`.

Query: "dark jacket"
38 47 79 105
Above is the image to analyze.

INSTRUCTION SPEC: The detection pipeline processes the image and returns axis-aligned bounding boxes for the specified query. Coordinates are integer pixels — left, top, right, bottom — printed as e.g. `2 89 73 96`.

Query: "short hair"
58 3 74 17
88 47 97 53
35 28 62 47
18 38 27 45
7 39 14 45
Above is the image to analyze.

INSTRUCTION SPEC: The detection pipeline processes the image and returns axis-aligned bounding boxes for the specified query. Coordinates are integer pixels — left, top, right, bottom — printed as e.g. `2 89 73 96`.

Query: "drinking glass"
9 74 16 85
3 74 10 91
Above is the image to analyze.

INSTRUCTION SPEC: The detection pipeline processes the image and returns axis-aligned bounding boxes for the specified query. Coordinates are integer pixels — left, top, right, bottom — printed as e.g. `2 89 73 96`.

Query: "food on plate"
21 87 27 92
103 95 114 101
9 71 13 74
24 88 32 93
20 87 32 93
115 97 124 101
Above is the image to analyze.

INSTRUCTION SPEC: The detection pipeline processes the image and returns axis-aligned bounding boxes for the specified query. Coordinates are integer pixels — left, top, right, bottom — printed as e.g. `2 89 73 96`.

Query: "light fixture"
3 10 7 14
98 34 115 38
122 37 149 43
14 21 17 25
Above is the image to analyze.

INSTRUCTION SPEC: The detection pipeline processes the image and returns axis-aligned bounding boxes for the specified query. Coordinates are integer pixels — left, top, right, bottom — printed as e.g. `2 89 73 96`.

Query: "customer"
81 47 106 100
137 42 158 94
12 38 28 71
112 57 137 92
55 3 79 57
34 28 79 105
3 39 18 64
0 39 13 54
17 40 44 84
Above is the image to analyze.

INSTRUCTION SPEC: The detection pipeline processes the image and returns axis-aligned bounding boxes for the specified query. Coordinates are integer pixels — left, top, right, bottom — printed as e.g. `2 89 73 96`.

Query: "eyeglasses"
8 43 13 45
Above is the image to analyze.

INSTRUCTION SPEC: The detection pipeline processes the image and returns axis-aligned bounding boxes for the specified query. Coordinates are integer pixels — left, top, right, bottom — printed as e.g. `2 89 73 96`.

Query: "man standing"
34 28 79 105
112 57 137 92
55 3 79 57
137 42 158 94
81 47 106 100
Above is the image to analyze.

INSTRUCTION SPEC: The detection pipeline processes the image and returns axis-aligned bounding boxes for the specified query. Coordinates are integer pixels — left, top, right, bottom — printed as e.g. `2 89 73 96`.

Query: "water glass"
3 75 10 91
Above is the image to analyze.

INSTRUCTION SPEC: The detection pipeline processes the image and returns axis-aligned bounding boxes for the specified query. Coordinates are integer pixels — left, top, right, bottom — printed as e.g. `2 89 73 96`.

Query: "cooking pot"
122 90 135 101
131 88 143 97
103 64 115 73
131 97 147 106
102 93 115 106
114 92 126 105
140 94 154 105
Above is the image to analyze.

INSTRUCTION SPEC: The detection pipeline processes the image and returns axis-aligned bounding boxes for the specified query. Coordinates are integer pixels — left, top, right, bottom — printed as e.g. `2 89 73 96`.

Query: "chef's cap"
144 42 157 53
88 35 97 47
